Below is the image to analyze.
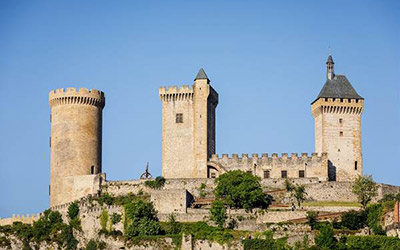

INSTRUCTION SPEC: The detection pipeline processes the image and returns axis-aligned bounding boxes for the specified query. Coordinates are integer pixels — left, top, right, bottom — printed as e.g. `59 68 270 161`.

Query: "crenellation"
207 152 328 180
158 85 194 102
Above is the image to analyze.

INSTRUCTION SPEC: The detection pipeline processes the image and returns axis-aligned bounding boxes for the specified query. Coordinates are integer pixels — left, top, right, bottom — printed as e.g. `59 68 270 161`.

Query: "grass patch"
303 201 361 207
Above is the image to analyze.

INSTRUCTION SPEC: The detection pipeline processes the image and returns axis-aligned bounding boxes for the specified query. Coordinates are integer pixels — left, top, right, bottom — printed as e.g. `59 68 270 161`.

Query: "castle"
48 55 364 207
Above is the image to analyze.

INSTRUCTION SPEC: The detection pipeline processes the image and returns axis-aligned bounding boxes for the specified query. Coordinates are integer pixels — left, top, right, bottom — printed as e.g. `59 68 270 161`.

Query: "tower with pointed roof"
312 56 364 181
159 68 218 178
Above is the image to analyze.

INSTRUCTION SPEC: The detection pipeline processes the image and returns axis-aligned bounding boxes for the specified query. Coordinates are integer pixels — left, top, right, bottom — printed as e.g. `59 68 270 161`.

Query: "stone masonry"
49 88 105 207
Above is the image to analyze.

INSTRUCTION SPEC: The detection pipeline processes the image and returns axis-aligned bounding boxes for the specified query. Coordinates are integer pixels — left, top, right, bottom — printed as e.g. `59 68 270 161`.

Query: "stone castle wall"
208 152 328 181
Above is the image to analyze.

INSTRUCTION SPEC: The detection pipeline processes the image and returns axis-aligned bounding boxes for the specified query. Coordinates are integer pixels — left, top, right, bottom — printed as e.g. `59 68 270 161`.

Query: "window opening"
176 113 183 123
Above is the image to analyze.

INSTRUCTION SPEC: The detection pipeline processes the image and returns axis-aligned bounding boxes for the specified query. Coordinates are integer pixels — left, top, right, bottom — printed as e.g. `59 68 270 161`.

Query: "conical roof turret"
194 68 209 81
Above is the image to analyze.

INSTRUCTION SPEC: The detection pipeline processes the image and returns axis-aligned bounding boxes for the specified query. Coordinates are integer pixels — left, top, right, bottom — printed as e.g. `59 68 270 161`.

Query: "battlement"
159 85 194 102
49 87 105 108
210 152 327 163
311 97 363 116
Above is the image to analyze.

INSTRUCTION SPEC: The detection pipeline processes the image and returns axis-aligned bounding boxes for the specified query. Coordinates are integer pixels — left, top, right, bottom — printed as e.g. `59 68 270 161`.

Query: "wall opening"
299 170 305 178
264 170 270 179
207 166 218 178
354 161 358 170
176 113 183 123
281 170 287 178
91 165 95 174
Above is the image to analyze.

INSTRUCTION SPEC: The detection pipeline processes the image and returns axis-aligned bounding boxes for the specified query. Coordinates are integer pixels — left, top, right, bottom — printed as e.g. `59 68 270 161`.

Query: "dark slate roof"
194 68 209 81
312 75 363 104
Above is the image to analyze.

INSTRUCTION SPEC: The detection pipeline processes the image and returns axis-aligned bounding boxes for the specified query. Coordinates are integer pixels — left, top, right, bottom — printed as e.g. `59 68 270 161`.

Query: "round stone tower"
49 87 105 207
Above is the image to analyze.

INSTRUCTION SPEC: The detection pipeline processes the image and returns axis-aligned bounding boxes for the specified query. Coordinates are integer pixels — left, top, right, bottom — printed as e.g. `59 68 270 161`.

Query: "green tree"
315 224 336 250
67 202 79 220
293 185 307 208
210 200 227 228
214 170 271 210
306 211 319 230
284 179 294 192
124 199 161 237
352 175 377 210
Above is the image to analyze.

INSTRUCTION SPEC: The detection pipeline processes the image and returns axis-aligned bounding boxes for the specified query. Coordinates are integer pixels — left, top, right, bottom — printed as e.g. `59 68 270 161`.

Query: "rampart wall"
208 153 328 181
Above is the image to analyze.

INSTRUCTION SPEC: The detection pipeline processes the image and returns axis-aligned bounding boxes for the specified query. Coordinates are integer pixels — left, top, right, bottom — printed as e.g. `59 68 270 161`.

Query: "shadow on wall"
328 160 336 181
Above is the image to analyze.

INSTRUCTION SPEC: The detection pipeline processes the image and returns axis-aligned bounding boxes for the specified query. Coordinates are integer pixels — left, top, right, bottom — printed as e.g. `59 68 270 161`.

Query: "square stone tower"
159 69 218 178
312 55 364 181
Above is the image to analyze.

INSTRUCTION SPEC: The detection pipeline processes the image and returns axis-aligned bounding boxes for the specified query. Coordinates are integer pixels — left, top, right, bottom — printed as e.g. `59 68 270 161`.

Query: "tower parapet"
49 87 105 207
159 85 193 102
49 88 105 108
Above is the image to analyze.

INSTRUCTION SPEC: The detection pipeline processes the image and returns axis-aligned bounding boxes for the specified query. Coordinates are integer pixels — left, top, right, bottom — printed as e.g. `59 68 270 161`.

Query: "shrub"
61 225 78 250
111 213 121 225
306 211 318 230
180 222 235 245
215 170 271 210
99 210 109 232
67 202 79 220
144 176 166 190
199 183 207 198
227 218 237 230
85 240 97 250
124 199 161 237
165 214 181 235
98 193 114 206
210 200 227 228
345 235 400 250
367 203 385 235
340 210 367 230
315 224 336 250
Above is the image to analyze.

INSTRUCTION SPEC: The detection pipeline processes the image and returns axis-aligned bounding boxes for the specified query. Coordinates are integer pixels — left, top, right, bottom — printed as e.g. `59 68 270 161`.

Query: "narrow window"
49 136 51 147
354 161 358 170
339 131 343 137
299 170 305 178
49 185 51 196
211 172 216 178
176 113 183 123
281 170 287 178
339 118 342 124
50 114 52 122
264 170 270 179
91 165 95 174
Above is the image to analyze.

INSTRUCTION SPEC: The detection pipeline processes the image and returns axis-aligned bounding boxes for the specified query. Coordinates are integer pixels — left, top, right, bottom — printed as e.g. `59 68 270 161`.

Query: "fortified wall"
208 153 328 181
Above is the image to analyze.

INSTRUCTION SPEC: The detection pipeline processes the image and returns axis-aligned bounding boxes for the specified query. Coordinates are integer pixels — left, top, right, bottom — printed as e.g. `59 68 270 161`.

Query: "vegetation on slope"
215 170 272 210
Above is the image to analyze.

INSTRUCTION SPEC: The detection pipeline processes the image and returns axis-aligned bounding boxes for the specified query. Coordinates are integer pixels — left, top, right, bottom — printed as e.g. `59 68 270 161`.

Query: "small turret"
326 55 335 80
194 68 210 82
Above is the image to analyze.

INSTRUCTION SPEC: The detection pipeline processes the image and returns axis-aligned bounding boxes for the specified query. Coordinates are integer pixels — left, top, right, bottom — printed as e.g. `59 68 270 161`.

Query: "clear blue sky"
0 1 399 217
